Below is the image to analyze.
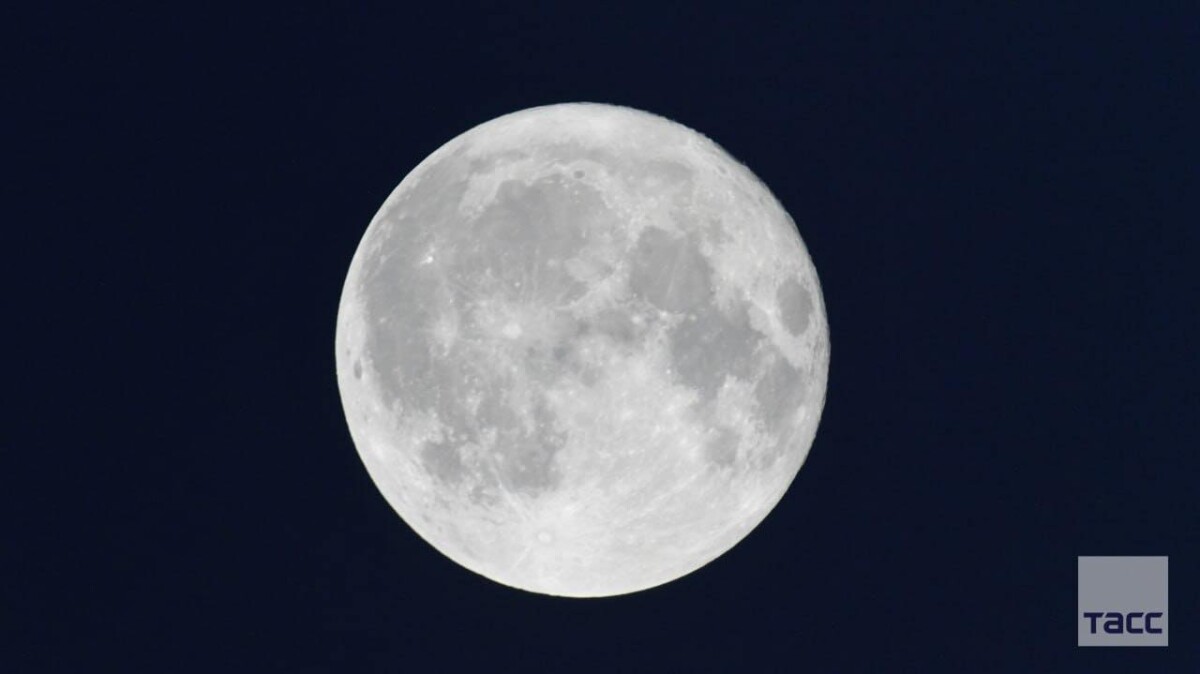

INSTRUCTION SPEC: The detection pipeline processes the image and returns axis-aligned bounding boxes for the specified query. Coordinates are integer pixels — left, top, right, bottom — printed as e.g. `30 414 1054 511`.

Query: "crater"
705 427 740 468
753 352 809 437
474 393 566 497
669 299 761 400
362 285 440 413
642 159 694 188
421 437 467 485
363 278 461 409
586 307 642 343
776 277 813 335
627 227 713 313
452 175 610 305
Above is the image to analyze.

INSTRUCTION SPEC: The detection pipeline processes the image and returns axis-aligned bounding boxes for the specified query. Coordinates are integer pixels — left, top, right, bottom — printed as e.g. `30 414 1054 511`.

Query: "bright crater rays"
335 103 829 597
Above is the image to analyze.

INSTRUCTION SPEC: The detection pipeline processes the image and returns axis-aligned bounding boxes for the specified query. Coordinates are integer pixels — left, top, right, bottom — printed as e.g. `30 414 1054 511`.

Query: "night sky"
11 3 1199 671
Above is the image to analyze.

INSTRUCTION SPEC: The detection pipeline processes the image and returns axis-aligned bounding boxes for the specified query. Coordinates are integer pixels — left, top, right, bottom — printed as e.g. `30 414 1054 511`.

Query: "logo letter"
1104 612 1124 634
1125 612 1144 634
1083 612 1103 634
1145 612 1163 634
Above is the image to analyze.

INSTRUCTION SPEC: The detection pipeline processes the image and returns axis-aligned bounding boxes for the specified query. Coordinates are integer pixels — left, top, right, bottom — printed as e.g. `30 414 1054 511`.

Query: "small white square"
1078 556 1168 647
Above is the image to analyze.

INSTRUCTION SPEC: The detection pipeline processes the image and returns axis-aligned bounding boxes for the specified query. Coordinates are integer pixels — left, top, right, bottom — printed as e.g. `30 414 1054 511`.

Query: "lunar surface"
335 103 829 597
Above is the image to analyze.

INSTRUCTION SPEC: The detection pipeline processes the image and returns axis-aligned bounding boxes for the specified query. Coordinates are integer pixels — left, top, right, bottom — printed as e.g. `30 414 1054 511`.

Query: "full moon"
335 103 829 597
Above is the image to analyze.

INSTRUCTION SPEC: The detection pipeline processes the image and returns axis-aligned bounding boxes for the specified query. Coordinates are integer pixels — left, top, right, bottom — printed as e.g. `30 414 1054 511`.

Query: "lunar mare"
335 103 829 597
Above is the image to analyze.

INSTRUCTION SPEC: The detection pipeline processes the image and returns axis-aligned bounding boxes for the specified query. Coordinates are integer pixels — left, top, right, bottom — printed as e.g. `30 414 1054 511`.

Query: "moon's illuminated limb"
335 103 829 597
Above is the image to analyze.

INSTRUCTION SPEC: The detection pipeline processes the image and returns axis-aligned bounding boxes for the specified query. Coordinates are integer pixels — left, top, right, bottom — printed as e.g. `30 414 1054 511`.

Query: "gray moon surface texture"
335 103 829 597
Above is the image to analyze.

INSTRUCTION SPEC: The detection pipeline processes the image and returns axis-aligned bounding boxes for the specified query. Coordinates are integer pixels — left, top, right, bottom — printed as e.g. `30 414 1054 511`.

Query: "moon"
335 103 829 597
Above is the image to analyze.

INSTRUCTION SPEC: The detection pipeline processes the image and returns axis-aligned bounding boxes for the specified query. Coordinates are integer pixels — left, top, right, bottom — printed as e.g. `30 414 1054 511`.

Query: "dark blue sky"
10 3 1198 671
